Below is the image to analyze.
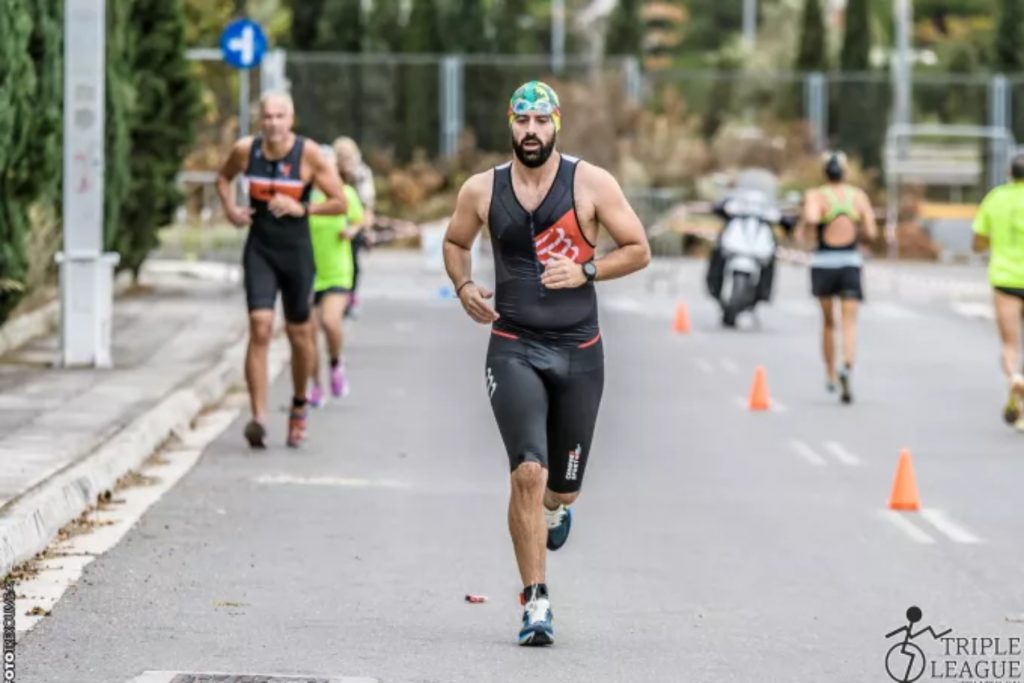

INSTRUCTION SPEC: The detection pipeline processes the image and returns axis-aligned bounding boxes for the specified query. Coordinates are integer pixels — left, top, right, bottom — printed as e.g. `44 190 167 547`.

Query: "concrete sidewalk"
0 260 266 580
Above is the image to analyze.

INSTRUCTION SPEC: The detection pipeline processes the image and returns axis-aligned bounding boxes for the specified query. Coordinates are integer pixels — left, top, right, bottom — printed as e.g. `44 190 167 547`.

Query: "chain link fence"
177 51 1024 258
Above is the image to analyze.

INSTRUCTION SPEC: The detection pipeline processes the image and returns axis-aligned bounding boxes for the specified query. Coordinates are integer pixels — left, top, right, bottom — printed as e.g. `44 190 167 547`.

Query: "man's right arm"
216 139 253 227
444 172 499 324
443 173 486 290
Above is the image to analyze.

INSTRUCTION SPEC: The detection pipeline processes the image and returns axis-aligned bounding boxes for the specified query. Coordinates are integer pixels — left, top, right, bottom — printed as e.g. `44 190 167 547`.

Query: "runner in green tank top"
800 151 878 404
308 145 365 406
972 152 1024 427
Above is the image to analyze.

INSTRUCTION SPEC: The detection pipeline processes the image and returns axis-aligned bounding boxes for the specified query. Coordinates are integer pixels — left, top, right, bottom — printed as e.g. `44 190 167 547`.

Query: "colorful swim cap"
508 81 561 132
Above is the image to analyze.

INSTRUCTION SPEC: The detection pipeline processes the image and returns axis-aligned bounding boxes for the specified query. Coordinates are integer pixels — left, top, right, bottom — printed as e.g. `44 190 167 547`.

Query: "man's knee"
285 321 312 346
249 314 273 346
511 461 547 496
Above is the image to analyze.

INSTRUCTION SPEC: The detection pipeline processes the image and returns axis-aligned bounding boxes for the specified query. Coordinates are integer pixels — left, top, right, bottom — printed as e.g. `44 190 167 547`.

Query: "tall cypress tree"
836 0 880 168
795 0 827 72
120 0 203 278
450 0 495 152
996 0 1024 142
316 0 365 145
0 0 60 321
606 0 643 58
494 0 539 54
447 0 488 54
104 0 136 259
318 0 363 52
288 0 326 50
997 0 1023 70
401 0 444 159
366 0 401 52
840 0 870 70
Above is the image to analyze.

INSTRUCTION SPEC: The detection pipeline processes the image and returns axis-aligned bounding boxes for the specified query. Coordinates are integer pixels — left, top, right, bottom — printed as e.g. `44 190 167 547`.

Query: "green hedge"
0 0 201 324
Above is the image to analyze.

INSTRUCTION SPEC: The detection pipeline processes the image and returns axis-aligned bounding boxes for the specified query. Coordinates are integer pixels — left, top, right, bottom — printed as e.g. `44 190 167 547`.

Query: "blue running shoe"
518 586 554 646
546 506 572 551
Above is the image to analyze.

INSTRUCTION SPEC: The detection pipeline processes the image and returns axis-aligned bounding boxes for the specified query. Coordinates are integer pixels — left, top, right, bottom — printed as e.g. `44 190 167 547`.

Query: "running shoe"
545 505 572 551
518 587 554 646
838 367 853 404
243 419 266 449
345 294 361 320
308 383 324 408
286 409 307 448
1003 375 1024 425
330 364 348 398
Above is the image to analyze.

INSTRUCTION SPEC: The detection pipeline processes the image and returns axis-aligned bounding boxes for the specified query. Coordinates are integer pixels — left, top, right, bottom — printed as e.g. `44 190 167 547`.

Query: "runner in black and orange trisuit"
216 92 347 448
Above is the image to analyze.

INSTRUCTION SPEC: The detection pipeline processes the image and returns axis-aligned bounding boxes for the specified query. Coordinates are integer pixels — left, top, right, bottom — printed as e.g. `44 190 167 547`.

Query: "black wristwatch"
582 261 598 283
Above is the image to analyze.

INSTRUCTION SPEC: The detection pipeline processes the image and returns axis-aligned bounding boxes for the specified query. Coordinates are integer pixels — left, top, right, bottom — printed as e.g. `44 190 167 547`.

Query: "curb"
0 326 253 581
0 273 134 358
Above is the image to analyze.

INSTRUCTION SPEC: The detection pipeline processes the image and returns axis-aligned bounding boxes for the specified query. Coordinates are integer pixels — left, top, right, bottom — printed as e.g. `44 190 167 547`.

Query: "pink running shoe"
308 383 324 408
330 365 348 397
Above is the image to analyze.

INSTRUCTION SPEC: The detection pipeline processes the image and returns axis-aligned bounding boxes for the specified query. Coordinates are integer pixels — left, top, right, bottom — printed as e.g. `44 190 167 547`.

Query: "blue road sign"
220 18 267 70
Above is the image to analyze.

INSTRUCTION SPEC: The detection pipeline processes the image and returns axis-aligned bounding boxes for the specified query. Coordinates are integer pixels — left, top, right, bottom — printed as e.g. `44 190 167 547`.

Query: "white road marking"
951 302 994 320
13 407 242 636
720 359 739 375
919 508 983 544
879 510 937 544
125 673 378 683
789 439 827 466
823 441 861 466
695 358 715 374
253 474 412 489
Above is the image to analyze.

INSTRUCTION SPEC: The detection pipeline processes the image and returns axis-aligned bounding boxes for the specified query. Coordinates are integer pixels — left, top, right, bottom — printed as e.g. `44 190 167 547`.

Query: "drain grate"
128 673 377 683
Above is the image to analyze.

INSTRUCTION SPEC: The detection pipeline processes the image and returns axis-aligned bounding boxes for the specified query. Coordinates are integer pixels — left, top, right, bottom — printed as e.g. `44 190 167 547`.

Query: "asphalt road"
14 253 1024 683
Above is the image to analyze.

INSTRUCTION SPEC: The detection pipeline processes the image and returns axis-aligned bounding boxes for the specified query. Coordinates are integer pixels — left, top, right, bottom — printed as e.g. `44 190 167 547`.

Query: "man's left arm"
265 143 347 219
308 144 347 216
541 165 650 289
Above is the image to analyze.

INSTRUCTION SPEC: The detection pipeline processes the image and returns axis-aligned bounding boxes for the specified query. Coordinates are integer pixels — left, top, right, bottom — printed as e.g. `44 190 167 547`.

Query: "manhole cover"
128 673 377 683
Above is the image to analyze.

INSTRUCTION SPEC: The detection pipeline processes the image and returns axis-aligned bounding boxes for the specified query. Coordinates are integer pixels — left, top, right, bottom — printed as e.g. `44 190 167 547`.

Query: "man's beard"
512 132 556 168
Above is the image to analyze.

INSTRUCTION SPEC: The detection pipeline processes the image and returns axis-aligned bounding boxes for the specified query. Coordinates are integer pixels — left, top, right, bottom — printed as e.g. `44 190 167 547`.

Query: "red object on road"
464 594 488 604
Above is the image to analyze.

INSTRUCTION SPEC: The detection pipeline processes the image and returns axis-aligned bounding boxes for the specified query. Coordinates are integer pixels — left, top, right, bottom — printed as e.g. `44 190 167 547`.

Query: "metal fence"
179 50 1024 229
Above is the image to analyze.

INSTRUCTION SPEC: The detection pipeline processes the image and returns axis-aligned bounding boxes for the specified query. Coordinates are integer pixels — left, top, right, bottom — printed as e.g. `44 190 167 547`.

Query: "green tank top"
309 185 363 292
820 184 860 224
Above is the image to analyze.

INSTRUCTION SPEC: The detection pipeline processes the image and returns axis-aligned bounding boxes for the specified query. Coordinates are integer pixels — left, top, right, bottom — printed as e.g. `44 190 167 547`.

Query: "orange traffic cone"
748 366 771 411
673 302 691 334
888 449 921 511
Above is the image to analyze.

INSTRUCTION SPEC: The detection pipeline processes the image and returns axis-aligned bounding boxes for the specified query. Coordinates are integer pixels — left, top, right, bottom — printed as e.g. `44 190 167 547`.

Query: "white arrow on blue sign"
220 18 268 70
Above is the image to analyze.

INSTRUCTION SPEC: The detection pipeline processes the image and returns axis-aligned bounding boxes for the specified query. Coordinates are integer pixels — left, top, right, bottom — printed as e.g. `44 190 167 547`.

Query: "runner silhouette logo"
885 606 952 682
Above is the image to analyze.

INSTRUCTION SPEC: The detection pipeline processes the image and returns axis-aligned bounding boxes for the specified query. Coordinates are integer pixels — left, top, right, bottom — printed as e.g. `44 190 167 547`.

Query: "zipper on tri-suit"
530 211 546 299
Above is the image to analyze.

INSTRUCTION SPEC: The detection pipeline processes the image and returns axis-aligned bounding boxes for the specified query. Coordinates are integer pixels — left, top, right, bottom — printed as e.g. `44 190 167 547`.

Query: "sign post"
58 0 120 368
219 18 268 139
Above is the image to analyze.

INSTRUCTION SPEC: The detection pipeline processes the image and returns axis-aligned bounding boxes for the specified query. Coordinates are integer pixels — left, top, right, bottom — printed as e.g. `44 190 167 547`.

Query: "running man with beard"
443 81 650 646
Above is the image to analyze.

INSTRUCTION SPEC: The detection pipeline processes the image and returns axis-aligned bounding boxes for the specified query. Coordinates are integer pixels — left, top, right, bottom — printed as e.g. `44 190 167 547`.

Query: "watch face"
584 262 597 279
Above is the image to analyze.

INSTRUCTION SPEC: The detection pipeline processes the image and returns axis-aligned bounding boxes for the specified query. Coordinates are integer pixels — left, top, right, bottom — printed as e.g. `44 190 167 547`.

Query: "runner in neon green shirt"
972 154 1024 427
308 170 364 406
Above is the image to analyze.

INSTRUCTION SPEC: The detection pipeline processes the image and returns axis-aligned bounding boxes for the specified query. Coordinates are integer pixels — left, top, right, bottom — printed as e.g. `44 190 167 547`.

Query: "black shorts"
313 286 351 305
485 329 604 494
243 237 315 323
811 266 863 300
995 286 1024 301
